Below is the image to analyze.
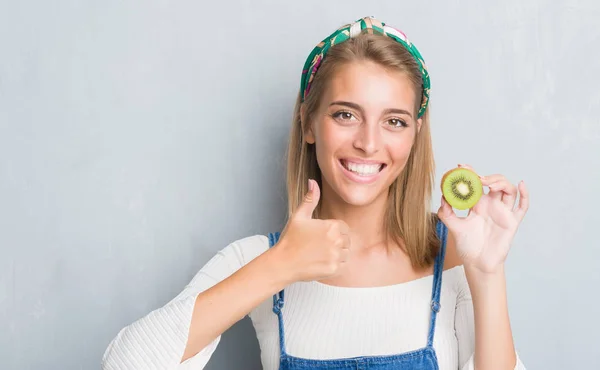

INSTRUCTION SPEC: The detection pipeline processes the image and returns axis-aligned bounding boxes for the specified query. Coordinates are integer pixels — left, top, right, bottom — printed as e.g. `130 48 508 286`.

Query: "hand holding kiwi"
437 164 529 274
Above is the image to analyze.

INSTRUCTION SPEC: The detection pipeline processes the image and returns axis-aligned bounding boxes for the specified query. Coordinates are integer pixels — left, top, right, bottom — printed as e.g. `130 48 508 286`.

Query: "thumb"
437 195 458 229
295 179 321 219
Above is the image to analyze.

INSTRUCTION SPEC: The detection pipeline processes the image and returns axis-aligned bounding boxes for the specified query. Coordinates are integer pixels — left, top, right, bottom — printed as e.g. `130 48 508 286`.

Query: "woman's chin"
321 171 392 208
336 186 385 208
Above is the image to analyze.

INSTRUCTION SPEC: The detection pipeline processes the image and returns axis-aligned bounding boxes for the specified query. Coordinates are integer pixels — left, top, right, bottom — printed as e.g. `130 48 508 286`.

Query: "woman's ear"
301 104 315 144
416 117 422 133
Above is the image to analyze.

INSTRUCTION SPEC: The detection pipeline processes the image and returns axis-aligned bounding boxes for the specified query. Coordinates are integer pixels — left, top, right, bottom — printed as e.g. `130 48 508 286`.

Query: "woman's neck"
318 187 390 250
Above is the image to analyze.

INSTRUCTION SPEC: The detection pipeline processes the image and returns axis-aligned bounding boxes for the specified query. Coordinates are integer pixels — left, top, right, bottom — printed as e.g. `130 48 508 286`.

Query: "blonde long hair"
285 32 440 269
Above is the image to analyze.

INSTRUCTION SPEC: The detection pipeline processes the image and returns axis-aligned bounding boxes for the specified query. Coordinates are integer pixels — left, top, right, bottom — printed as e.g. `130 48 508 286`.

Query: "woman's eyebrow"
330 101 413 118
329 101 363 113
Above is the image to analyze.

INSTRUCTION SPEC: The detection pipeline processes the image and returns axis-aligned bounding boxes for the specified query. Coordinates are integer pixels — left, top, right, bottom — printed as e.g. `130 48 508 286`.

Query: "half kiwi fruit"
441 167 483 210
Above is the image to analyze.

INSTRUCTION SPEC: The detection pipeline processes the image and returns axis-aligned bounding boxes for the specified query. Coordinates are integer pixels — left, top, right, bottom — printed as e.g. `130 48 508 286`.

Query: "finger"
479 174 507 185
325 219 350 236
340 248 350 263
340 237 351 262
340 233 351 250
295 179 321 219
337 220 350 236
469 192 486 216
437 195 459 228
487 179 518 207
513 181 529 222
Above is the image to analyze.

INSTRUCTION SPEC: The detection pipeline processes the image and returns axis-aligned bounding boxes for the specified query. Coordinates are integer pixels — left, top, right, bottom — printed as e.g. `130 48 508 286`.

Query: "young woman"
102 16 529 370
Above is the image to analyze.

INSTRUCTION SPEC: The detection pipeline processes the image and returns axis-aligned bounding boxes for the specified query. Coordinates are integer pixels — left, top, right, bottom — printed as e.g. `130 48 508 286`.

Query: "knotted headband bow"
300 16 431 118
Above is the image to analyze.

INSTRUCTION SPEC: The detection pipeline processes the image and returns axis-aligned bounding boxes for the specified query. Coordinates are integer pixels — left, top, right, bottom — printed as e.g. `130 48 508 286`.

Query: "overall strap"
267 232 287 356
427 219 448 348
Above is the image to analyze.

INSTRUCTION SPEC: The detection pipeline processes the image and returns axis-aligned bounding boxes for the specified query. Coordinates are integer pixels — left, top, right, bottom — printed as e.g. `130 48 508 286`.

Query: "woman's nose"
352 122 381 155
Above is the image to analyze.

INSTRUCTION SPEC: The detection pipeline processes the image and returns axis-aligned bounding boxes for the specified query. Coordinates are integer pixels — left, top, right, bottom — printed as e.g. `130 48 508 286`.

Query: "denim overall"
267 220 448 370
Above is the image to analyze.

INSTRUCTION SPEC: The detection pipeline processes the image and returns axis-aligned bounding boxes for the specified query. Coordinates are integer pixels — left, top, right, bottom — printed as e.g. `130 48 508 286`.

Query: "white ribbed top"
101 235 526 370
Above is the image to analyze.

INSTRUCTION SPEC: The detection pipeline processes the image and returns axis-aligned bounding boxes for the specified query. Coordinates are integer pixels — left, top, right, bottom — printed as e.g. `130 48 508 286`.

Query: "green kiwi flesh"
441 168 483 210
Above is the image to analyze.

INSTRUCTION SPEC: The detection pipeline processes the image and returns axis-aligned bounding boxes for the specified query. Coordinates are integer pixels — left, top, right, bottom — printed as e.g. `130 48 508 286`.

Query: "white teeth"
343 161 383 176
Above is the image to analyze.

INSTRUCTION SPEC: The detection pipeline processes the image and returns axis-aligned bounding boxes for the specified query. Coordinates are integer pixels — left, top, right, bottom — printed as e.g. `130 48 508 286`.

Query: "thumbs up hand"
274 179 351 283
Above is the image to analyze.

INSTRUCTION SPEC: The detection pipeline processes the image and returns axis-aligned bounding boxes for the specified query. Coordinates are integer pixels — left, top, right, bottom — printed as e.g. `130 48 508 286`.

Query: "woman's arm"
438 166 530 370
101 235 290 370
102 181 349 369
180 243 292 362
454 265 526 370
179 180 348 363
464 265 520 370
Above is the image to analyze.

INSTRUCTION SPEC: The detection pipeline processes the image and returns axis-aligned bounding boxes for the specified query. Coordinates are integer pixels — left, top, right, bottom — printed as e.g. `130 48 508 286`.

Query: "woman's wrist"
261 241 299 288
464 263 507 297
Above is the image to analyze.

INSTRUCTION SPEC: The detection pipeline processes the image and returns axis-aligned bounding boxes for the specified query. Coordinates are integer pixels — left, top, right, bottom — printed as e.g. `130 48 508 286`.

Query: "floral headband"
300 16 431 118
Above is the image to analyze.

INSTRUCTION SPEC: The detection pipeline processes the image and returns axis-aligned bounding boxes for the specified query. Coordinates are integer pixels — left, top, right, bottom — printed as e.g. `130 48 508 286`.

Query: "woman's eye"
388 118 407 128
332 111 356 121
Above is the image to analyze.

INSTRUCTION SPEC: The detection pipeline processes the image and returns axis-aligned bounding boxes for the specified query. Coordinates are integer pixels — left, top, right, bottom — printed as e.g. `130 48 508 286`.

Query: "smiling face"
304 60 422 207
